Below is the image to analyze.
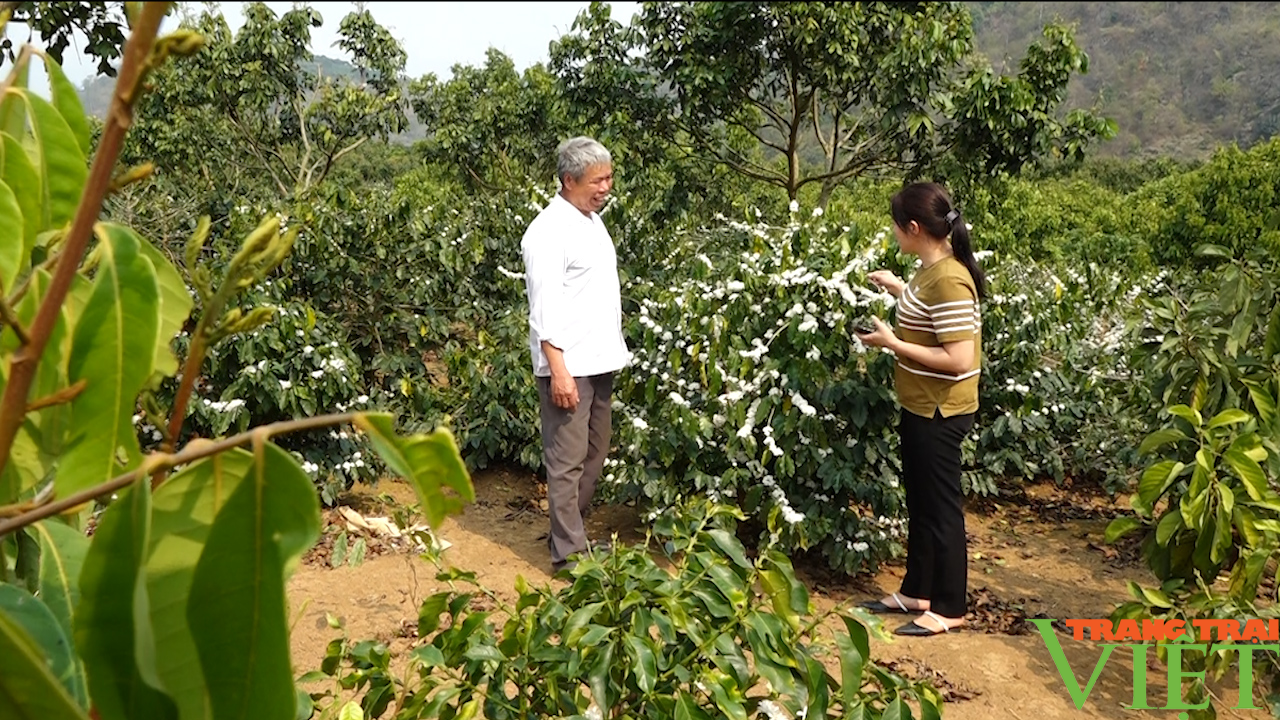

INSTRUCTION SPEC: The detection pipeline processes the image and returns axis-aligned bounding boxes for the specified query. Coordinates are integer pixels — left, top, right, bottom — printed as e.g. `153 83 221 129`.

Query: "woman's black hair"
890 182 987 299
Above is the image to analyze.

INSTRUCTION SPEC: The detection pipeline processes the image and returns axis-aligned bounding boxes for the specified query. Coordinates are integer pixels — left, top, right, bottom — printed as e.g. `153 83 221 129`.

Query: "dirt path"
287 468 1266 719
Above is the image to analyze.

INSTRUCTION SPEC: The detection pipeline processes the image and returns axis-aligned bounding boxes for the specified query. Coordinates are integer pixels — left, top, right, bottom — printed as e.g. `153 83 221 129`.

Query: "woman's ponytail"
947 210 987 300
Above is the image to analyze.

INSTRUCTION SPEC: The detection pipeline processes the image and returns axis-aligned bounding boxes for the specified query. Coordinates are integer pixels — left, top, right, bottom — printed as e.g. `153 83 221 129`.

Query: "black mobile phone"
853 320 875 334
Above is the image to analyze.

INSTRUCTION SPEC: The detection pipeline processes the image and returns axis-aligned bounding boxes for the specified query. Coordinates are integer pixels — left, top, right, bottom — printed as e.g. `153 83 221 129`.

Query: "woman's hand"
855 316 896 350
868 270 905 297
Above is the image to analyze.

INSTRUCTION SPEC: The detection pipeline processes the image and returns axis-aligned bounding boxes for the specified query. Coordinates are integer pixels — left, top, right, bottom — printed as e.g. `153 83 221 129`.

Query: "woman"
855 181 986 637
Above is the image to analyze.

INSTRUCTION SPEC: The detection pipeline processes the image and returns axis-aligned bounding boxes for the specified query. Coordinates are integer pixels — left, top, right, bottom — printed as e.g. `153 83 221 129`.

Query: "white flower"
632 417 649 430
310 370 324 378
759 699 790 720
781 506 804 524
788 200 799 213
279 380 292 389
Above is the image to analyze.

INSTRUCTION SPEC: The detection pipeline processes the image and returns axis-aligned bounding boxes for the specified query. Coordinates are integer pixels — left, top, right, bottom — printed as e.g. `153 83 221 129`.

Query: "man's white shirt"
521 194 631 378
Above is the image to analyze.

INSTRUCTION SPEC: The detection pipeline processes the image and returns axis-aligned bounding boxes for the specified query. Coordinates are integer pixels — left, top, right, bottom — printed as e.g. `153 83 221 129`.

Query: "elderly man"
521 136 630 574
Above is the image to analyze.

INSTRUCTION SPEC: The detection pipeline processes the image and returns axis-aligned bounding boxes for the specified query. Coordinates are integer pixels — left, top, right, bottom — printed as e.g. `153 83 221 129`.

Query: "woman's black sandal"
894 611 963 637
857 592 913 615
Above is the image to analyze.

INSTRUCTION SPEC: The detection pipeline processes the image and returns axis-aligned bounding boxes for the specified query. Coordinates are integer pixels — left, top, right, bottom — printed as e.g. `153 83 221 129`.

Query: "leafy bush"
1133 137 1280 267
305 500 943 720
1105 248 1280 716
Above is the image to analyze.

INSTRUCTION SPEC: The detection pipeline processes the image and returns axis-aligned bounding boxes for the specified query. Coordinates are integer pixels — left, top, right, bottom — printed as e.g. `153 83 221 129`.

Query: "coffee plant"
306 499 943 720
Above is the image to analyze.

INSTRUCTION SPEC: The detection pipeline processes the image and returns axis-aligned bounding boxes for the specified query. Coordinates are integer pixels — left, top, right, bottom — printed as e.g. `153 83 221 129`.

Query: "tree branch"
313 135 366 189
743 92 789 130
723 115 789 156
0 412 358 536
0 3 171 478
226 113 293 196
25 379 86 413
715 153 789 188
811 93 831 162
794 153 877 190
295 95 323 192
827 107 844 176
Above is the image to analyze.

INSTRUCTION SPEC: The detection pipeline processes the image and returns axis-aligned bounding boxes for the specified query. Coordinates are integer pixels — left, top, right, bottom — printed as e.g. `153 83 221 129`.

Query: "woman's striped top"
893 256 982 418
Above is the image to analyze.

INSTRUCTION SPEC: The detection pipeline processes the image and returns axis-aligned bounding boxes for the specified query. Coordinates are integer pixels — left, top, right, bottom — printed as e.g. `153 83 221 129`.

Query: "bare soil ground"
287 467 1268 719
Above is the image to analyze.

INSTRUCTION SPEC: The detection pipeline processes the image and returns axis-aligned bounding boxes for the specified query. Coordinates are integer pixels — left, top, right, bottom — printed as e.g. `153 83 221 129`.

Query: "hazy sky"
12 1 640 88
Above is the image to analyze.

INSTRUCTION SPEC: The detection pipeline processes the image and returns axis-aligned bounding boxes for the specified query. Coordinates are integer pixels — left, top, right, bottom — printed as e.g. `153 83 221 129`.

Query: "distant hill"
968 1 1280 160
78 3 1280 161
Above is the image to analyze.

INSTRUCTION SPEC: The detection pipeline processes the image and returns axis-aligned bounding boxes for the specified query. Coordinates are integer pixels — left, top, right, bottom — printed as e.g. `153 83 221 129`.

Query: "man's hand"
550 371 579 409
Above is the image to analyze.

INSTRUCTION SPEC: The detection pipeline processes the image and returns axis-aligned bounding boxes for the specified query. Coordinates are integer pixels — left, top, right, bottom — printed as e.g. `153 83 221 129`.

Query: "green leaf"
1138 428 1186 455
353 413 473 529
187 442 320 720
1207 409 1252 430
416 592 451 637
2 133 41 255
0 606 89 720
702 528 751 568
37 53 91 156
624 635 658 693
1234 505 1265 548
58 224 160 496
0 180 23 291
703 667 748 720
0 584 83 706
30 520 90 707
5 89 88 228
587 640 615 713
147 449 257 720
122 225 194 382
1224 448 1267 501
1211 503 1232 564
1104 517 1144 544
1264 302 1280 360
1194 243 1232 258
1241 379 1276 425
0 57 30 138
75 477 180 720
881 694 912 720
1155 510 1183 546
1168 404 1202 429
836 616 868 709
563 601 604 644
1139 586 1174 609
6 269 79 493
1136 460 1183 510
674 691 715 720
